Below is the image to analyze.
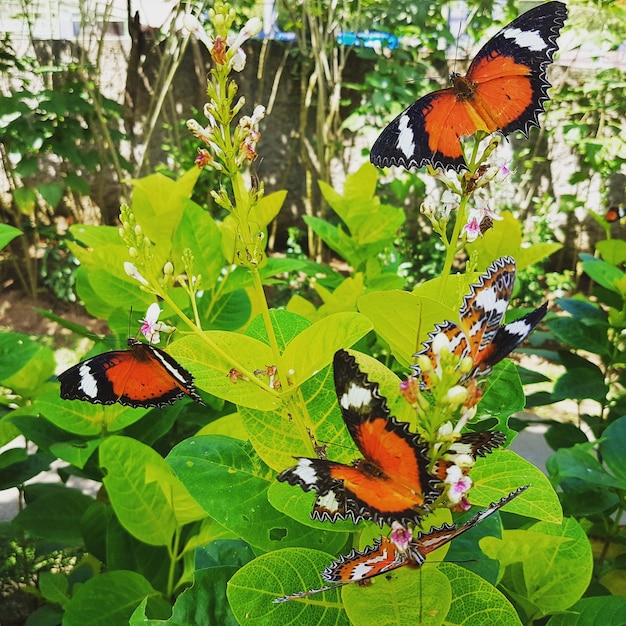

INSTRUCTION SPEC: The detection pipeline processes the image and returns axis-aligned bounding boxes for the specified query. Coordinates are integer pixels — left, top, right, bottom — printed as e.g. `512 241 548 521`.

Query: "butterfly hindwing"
370 2 567 171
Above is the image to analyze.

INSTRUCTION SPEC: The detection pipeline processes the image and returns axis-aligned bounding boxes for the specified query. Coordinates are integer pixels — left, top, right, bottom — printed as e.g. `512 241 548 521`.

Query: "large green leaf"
484 517 592 619
100 436 206 546
13 484 94 543
359 290 455 367
167 434 348 553
438 562 522 625
227 548 350 626
600 415 626 489
469 450 562 524
63 571 166 626
545 596 626 625
0 332 56 396
171 200 224 288
167 331 278 410
282 312 373 387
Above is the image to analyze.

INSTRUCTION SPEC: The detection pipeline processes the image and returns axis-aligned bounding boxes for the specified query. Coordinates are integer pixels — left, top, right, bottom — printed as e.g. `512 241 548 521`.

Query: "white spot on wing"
502 27 547 52
475 288 508 316
340 383 372 410
350 549 390 580
503 319 531 338
78 364 99 398
397 114 416 159
292 459 317 486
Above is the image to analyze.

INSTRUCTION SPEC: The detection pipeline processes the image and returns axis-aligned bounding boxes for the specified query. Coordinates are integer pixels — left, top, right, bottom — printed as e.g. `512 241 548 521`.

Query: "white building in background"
0 0 181 42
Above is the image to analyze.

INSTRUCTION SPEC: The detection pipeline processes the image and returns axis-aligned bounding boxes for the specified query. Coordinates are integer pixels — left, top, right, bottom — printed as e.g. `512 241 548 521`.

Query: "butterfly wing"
458 257 517 363
58 341 203 408
466 1 568 138
322 536 415 583
416 484 530 555
58 349 132 405
474 301 548 374
370 2 567 171
332 350 440 526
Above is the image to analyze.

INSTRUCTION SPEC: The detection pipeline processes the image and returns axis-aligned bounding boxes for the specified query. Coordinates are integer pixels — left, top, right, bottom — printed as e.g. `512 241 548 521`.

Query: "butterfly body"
58 338 203 408
371 2 567 171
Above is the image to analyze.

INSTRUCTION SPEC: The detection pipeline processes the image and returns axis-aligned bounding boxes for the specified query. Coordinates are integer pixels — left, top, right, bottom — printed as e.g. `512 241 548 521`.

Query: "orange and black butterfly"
58 339 204 408
605 207 625 223
277 350 503 527
275 485 528 602
413 256 547 387
370 2 567 171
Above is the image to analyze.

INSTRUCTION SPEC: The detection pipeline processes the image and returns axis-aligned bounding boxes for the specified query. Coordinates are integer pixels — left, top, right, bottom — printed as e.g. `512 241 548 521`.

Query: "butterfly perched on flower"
58 304 203 408
275 485 528 602
370 2 567 171
414 256 547 387
277 349 504 527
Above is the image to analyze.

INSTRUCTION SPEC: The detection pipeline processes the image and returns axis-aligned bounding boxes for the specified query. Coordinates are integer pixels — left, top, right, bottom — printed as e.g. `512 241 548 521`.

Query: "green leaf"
469 450 562 524
167 331 278 411
37 181 64 208
600 416 626 489
168 435 349 553
438 562 522 626
251 190 288 228
479 361 525 425
484 518 592 619
0 450 53 490
582 256 625 293
545 596 626 625
549 443 623 489
37 391 149 436
62 571 165 626
282 312 373 387
0 223 22 250
547 317 610 355
0 332 56 396
38 571 70 606
13 186 37 214
342 564 451 626
359 290 455 367
551 367 609 403
171 201 224 288
227 548 350 625
13 485 94 543
466 211 560 269
100 436 205 546
597 239 626 266
130 567 239 626
50 438 104 469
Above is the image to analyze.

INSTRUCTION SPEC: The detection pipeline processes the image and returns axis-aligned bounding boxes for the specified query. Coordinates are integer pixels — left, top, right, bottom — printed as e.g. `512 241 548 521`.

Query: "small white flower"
230 47 246 71
183 13 214 51
124 262 149 286
444 465 473 504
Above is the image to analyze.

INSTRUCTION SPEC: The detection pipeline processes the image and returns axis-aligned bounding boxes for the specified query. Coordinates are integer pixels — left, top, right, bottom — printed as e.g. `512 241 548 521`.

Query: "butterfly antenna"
128 306 134 339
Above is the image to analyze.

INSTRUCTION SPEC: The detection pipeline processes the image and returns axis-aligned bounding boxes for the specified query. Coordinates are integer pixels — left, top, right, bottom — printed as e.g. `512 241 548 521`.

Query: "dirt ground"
0 289 107 338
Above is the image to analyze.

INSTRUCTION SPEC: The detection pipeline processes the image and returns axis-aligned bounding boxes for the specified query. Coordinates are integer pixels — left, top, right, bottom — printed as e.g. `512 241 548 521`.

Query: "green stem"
157 288 281 399
250 268 284 374
167 527 182 599
439 194 469 299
